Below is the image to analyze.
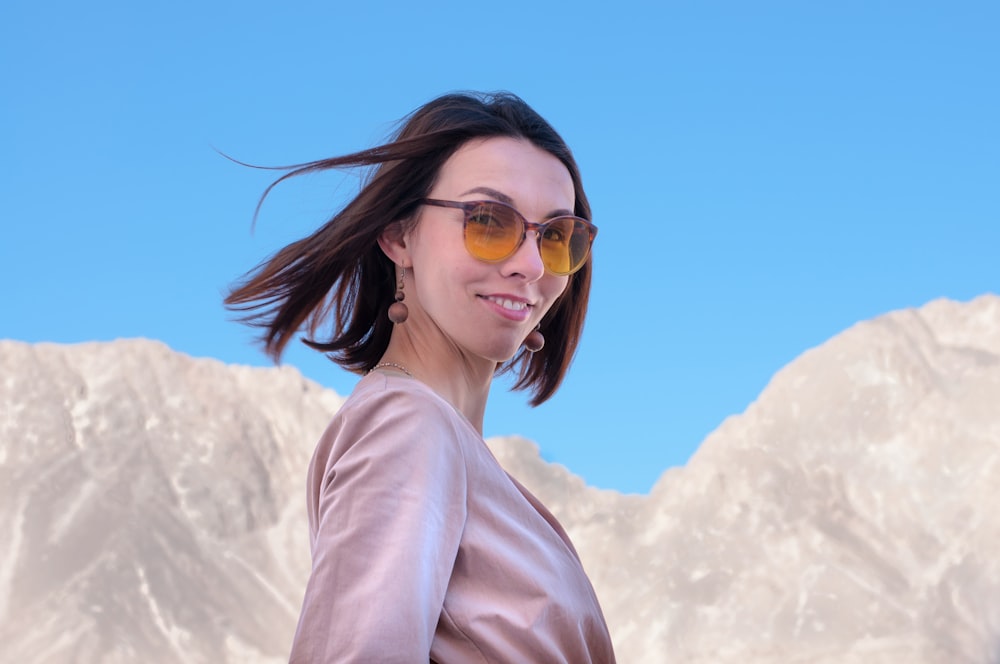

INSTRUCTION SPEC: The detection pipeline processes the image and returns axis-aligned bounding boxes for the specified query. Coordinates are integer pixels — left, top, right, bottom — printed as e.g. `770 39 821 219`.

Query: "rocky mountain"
2 294 999 663
0 342 341 663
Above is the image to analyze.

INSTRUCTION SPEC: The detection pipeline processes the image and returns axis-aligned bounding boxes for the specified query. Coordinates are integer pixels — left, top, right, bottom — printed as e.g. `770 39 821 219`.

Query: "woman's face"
400 136 574 364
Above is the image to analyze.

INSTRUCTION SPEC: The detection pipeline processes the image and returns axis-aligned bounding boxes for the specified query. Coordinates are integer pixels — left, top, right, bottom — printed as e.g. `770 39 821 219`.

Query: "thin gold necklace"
369 361 413 377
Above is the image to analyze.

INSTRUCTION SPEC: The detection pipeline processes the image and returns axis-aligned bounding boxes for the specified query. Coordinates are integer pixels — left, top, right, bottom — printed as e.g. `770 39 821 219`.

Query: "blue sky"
2 1 997 493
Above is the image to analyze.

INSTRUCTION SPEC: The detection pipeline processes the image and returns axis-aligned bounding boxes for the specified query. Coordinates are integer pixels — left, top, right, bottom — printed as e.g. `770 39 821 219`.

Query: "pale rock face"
1 294 999 663
0 340 342 663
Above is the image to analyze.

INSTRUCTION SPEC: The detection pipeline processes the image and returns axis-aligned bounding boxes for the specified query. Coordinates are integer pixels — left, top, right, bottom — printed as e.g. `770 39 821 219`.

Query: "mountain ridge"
2 294 998 662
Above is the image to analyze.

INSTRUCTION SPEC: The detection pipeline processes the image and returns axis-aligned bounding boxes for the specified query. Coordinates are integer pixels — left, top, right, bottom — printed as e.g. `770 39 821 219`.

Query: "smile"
483 295 530 311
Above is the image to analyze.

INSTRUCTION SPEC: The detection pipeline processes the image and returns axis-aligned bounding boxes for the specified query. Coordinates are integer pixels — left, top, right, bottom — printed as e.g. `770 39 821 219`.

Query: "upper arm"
289 387 468 663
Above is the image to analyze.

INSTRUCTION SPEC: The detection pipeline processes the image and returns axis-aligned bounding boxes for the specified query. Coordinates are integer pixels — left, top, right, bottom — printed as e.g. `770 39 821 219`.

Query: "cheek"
549 275 570 298
415 249 479 307
540 275 570 311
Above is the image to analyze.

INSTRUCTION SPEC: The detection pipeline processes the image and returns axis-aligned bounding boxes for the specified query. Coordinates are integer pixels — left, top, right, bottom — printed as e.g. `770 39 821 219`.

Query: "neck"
378 334 494 434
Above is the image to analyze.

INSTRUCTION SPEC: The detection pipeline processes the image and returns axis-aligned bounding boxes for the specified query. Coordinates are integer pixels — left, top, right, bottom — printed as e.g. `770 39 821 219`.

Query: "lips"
479 294 534 322
483 295 530 311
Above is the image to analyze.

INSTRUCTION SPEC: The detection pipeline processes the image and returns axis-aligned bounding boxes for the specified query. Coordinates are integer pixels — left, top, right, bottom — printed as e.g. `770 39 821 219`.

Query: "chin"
474 339 524 364
483 349 519 364
497 349 522 363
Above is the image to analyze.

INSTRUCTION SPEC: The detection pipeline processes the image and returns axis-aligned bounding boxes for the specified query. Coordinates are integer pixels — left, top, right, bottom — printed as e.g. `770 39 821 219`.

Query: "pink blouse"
288 371 616 663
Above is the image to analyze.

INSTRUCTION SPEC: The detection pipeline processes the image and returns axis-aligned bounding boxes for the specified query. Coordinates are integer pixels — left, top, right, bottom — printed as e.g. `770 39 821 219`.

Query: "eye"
467 204 506 229
542 221 571 245
543 227 564 242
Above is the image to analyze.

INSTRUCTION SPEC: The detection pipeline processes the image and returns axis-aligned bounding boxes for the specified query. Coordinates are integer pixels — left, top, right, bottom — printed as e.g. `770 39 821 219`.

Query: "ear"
377 221 409 266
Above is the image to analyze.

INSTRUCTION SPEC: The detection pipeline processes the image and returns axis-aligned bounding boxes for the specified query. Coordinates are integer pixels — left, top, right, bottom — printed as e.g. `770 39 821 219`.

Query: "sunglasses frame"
419 198 597 276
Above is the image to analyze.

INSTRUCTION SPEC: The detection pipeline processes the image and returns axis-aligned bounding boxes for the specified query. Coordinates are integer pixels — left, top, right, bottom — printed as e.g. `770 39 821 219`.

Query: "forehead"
433 137 575 211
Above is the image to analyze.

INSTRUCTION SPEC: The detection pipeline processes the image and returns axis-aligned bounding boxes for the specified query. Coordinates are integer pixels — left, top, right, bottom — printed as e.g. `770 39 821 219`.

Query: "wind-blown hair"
225 91 593 406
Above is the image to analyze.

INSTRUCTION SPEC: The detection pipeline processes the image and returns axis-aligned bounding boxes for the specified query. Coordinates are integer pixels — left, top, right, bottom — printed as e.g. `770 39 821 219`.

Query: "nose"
500 230 546 282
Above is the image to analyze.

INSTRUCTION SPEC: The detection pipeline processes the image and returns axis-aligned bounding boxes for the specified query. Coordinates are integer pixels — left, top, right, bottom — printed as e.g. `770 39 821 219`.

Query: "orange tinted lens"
463 203 521 261
540 218 591 275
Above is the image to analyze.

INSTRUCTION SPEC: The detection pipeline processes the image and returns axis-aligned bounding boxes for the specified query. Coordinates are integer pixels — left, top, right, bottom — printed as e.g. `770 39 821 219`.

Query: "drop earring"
524 325 544 352
387 266 409 324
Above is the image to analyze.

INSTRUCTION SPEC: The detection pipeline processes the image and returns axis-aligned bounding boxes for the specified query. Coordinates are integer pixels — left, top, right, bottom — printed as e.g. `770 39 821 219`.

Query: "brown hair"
225 91 592 406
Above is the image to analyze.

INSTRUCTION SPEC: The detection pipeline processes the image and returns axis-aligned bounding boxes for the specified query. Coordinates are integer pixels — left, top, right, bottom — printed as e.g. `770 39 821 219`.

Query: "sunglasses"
420 199 597 276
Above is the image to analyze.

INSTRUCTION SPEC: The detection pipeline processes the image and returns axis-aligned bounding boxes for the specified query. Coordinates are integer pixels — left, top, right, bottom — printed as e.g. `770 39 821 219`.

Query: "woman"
227 92 615 663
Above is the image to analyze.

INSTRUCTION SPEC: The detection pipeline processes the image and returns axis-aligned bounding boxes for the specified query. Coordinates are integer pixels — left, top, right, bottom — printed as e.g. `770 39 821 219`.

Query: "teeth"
488 296 527 311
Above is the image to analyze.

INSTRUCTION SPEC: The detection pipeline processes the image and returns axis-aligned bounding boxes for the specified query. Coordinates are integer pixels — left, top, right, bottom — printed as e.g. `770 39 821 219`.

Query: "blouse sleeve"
288 380 469 663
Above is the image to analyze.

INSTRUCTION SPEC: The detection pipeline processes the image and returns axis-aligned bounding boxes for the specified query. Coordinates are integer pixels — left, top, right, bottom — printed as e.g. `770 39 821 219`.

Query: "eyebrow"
459 186 575 219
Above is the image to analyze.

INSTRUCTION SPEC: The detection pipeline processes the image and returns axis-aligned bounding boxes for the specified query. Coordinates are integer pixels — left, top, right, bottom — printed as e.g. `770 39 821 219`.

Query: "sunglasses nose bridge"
520 218 543 239
520 220 548 255
499 219 547 277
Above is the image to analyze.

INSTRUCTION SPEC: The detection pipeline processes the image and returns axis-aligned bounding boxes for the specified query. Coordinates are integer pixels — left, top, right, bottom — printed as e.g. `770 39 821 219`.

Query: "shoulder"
310 373 472 484
337 372 465 438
